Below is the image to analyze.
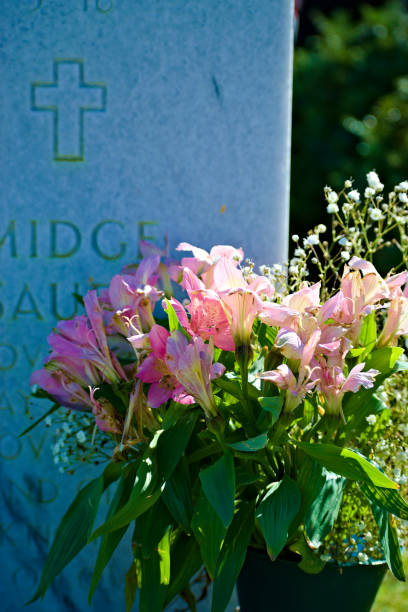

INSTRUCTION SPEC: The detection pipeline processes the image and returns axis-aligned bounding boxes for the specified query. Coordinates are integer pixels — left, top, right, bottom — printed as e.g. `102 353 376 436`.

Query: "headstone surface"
0 1 293 610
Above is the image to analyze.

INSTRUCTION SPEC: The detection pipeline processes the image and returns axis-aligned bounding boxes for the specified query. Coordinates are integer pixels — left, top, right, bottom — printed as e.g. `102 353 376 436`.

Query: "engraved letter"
0 220 17 257
12 283 43 320
50 282 80 320
138 221 158 258
50 220 81 258
91 220 126 260
0 344 18 371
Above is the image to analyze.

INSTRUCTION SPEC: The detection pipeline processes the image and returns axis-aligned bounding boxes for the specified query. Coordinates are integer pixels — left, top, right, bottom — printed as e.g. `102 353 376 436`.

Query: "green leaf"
365 346 404 372
305 470 347 548
259 396 283 423
92 413 197 538
214 376 260 399
297 442 398 489
256 475 301 560
164 298 181 333
19 402 60 437
342 394 387 442
164 533 202 607
358 311 377 352
29 462 121 602
211 501 254 612
371 504 405 582
291 455 326 534
200 452 235 528
360 481 408 520
228 432 268 452
133 501 173 612
289 533 326 574
124 559 138 612
191 487 226 579
161 458 193 532
88 470 134 602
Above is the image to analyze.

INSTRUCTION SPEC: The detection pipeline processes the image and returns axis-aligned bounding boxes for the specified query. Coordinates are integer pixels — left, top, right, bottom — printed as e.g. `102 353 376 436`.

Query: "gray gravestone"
0 1 293 610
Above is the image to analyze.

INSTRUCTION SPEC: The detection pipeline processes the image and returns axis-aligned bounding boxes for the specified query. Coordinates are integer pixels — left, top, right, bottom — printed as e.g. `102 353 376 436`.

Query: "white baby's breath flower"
317 224 327 233
399 192 408 204
389 191 396 199
344 179 352 188
342 203 353 214
341 251 351 260
311 257 318 264
367 171 384 192
348 189 361 203
338 237 352 247
291 234 299 242
294 248 306 257
45 416 52 426
326 189 339 204
304 234 319 247
369 208 384 221
288 265 298 275
365 187 376 198
366 414 377 426
399 181 408 190
358 552 369 563
76 430 86 444
327 203 339 214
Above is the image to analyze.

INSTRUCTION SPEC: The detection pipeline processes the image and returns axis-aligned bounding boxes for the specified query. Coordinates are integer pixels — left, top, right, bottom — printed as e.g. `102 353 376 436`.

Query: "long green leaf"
305 470 347 548
297 442 398 489
164 533 202 607
256 475 301 560
360 481 408 520
29 462 121 602
200 452 235 528
191 487 226 579
88 469 134 602
124 559 138 612
91 413 197 538
371 503 405 582
211 501 255 612
228 432 268 452
162 457 193 532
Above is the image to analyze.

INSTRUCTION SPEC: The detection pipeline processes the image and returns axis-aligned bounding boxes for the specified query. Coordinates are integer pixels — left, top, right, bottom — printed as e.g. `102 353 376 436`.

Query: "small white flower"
304 234 319 247
389 191 396 199
344 179 352 188
341 251 351 260
367 171 384 192
399 181 408 190
288 265 298 275
317 224 327 233
342 202 353 214
327 190 339 204
358 552 369 563
311 257 318 264
399 192 408 204
327 203 339 214
53 456 60 465
294 248 306 257
369 208 384 221
45 416 52 426
76 430 86 444
291 234 299 242
365 187 376 198
63 423 72 433
272 263 283 273
348 189 361 203
338 237 352 247
366 414 377 426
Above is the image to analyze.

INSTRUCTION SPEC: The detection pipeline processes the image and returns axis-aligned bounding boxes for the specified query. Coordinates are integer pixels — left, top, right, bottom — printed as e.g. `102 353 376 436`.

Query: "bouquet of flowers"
27 172 408 612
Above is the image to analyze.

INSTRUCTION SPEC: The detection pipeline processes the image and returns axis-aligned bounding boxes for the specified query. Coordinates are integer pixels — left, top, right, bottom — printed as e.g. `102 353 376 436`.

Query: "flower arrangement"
26 173 408 611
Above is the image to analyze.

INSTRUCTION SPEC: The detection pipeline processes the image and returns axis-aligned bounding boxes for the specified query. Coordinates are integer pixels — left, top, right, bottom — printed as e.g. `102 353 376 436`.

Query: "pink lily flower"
312 361 379 415
259 329 321 412
165 331 225 418
176 242 244 280
89 387 122 434
136 325 195 408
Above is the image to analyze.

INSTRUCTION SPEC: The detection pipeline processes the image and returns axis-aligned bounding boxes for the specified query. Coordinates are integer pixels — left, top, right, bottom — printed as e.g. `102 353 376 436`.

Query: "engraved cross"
31 59 107 161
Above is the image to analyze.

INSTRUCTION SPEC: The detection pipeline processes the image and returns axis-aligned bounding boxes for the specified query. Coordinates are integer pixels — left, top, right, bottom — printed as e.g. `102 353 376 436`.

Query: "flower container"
237 548 387 612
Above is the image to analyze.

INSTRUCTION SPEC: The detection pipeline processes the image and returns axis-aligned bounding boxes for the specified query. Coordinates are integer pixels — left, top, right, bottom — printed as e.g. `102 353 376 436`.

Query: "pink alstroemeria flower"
378 293 408 347
313 362 379 416
176 242 244 281
259 329 321 412
108 274 162 334
136 325 195 408
89 387 122 434
30 368 92 410
165 331 225 418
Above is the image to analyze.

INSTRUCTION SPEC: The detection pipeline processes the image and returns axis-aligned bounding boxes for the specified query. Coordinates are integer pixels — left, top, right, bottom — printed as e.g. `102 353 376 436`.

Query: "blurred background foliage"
291 0 408 243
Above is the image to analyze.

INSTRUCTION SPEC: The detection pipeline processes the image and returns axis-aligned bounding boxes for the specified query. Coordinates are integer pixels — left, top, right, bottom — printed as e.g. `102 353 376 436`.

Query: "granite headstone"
0 1 293 610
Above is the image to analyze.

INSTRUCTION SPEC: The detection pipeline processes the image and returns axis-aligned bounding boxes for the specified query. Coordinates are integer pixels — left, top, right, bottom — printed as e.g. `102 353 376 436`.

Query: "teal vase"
237 548 387 612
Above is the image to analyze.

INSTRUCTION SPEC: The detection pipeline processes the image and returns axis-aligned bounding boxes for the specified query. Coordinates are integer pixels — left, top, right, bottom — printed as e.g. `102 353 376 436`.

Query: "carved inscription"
31 60 107 161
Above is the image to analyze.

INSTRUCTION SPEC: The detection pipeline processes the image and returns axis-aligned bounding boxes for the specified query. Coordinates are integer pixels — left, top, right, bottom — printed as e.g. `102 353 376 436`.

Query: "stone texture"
0 1 293 610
